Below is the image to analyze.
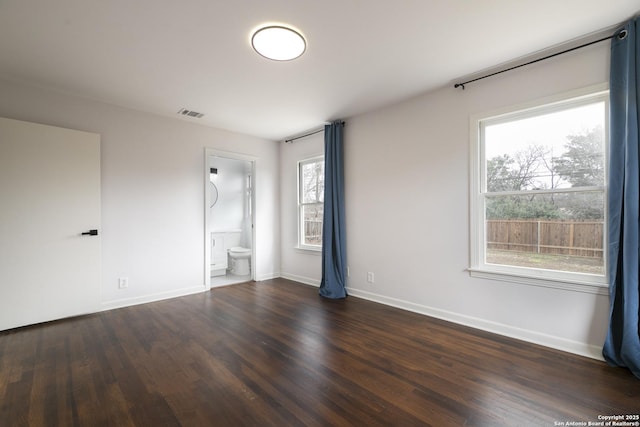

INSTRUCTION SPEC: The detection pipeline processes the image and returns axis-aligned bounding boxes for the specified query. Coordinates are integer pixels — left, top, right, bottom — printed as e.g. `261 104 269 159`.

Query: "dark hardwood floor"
1 278 638 426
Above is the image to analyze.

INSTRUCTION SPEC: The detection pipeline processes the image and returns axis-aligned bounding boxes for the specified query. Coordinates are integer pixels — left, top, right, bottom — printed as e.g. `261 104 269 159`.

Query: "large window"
470 86 608 293
298 156 324 250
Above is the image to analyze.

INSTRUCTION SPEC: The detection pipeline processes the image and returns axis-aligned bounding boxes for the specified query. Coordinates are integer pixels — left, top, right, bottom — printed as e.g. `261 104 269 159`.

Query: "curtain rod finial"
454 83 465 90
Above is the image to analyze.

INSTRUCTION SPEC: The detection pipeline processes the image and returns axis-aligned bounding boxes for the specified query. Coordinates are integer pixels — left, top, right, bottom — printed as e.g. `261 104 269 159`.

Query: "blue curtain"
604 18 640 379
319 121 347 299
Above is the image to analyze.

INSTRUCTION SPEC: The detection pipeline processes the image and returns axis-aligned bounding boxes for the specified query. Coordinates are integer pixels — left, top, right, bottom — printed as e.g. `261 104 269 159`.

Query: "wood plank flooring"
1 278 638 426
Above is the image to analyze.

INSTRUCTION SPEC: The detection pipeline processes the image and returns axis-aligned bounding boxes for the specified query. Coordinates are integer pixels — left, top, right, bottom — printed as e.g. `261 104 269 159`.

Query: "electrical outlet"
367 272 374 283
118 277 129 289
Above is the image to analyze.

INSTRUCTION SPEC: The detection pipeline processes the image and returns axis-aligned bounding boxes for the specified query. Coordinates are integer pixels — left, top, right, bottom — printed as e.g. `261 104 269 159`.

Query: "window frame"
297 155 324 252
469 84 609 295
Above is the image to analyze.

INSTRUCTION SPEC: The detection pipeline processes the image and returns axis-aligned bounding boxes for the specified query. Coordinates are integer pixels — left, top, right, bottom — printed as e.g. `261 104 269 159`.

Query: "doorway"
204 149 256 288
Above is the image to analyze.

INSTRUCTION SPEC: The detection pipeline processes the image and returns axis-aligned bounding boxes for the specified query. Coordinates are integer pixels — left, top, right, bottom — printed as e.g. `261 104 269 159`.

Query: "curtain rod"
284 121 345 143
284 128 323 143
454 29 628 90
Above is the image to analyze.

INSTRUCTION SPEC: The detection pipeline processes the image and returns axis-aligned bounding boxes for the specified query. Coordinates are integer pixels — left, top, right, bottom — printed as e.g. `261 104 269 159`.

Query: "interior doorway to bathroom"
204 149 256 288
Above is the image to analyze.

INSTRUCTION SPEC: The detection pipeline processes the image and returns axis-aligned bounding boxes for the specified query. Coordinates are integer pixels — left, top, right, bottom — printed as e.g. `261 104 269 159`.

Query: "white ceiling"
0 1 637 141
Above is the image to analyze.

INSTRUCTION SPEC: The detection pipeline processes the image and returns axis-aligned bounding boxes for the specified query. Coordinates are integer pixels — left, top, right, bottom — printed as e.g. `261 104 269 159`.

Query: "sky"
484 101 604 159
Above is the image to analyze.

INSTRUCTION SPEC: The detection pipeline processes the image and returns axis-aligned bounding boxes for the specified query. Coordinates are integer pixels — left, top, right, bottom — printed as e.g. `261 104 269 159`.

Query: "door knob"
81 229 98 236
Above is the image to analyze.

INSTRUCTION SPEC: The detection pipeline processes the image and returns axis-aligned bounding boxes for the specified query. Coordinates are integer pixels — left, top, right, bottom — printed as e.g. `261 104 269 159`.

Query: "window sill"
467 267 609 295
295 246 322 255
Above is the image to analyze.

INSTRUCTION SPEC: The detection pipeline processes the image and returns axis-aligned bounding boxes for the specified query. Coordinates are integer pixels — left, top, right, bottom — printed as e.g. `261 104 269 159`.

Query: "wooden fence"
486 219 603 258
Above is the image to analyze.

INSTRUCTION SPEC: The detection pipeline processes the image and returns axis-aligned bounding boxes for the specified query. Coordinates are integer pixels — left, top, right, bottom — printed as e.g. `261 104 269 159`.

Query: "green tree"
485 145 560 220
486 154 517 192
486 194 562 220
552 126 605 219
553 126 604 187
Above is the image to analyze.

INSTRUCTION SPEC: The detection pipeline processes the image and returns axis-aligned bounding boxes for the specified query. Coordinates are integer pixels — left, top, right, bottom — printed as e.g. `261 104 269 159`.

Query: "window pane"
301 160 324 203
302 204 323 246
485 192 604 275
484 102 605 192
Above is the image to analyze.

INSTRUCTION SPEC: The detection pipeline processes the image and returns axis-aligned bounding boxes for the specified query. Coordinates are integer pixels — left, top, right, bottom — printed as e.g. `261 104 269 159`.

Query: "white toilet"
228 247 251 275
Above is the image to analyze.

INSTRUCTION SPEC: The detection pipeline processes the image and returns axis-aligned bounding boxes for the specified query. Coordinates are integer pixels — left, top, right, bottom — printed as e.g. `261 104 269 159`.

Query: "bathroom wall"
209 155 251 241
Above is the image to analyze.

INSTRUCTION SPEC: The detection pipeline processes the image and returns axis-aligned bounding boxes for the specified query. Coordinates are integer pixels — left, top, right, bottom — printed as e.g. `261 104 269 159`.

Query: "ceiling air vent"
177 108 204 119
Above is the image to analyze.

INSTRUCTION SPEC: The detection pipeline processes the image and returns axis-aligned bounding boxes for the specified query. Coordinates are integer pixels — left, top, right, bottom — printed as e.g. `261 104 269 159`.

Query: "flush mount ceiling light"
251 25 306 61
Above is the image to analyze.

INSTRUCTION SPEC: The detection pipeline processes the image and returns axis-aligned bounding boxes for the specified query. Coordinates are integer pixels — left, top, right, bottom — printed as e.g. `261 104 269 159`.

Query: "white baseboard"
100 285 207 312
345 286 604 361
255 271 281 281
280 272 320 287
100 270 283 313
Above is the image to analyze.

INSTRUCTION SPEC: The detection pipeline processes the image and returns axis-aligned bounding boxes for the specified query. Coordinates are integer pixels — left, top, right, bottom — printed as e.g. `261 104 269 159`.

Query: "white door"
0 117 101 331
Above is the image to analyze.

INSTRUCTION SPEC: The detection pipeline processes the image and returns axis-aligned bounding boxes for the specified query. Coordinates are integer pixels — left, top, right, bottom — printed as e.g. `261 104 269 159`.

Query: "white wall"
0 78 280 310
280 43 611 359
208 156 249 233
346 43 612 359
279 132 324 285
